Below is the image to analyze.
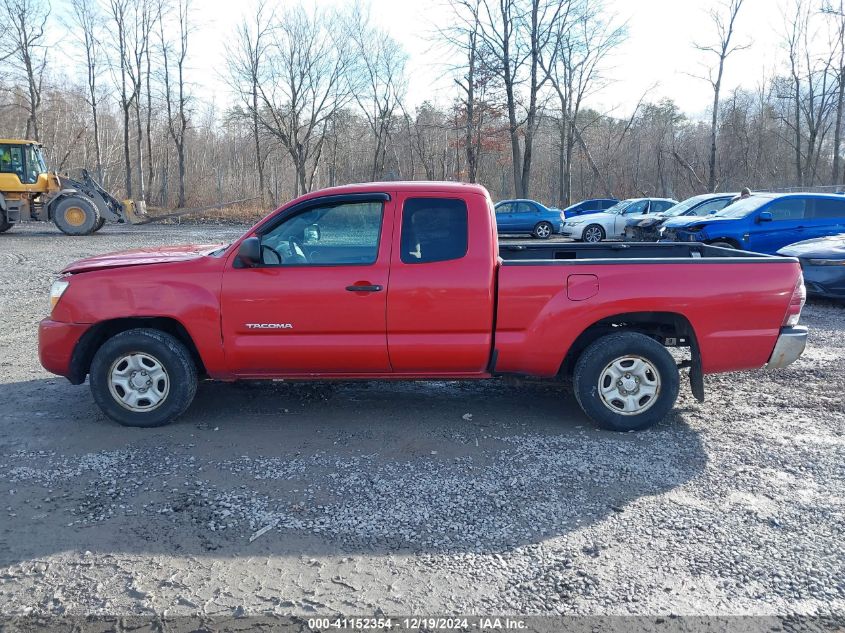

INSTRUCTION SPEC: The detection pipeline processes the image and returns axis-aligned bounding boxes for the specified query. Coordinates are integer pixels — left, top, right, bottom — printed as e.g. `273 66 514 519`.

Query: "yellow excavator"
0 139 147 235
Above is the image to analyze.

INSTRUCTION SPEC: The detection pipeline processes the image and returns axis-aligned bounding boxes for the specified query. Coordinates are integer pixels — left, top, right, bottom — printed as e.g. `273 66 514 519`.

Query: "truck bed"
493 240 802 377
499 241 784 262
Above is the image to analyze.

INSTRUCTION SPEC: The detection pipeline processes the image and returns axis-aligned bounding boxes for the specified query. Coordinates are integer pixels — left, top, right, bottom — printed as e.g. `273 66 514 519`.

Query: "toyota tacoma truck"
39 182 808 431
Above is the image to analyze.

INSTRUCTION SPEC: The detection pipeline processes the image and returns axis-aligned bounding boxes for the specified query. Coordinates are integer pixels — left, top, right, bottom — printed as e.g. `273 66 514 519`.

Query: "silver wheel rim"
108 352 170 412
584 226 602 242
597 355 661 416
536 223 551 237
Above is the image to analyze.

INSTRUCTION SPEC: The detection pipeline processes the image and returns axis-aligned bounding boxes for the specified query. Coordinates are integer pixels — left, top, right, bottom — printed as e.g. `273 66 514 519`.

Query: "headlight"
49 279 70 310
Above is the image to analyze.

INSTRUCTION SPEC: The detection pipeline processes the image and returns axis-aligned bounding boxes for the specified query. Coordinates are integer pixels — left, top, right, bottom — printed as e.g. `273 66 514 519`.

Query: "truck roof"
0 139 39 145
296 181 490 201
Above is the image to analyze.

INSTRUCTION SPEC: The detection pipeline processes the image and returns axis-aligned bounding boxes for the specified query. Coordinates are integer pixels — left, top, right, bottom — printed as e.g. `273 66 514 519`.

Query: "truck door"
387 193 496 373
221 195 394 375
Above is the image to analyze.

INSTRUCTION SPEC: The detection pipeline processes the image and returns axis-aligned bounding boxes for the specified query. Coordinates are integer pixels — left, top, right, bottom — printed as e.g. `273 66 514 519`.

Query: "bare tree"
694 0 749 191
1 0 49 141
68 0 104 181
107 0 136 196
256 5 356 195
823 0 845 183
542 0 624 205
350 5 407 181
227 0 275 204
160 0 191 207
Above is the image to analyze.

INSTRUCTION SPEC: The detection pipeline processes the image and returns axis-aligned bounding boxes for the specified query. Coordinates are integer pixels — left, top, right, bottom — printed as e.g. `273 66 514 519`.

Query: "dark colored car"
778 233 845 299
661 193 845 253
624 193 734 241
562 198 619 218
494 199 565 239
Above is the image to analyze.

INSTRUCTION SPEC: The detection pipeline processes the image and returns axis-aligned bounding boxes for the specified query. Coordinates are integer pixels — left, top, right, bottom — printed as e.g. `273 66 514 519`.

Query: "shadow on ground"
0 378 705 563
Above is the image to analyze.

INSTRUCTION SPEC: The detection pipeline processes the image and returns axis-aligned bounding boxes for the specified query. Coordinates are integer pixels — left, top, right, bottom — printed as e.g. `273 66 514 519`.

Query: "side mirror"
238 236 261 267
758 211 773 223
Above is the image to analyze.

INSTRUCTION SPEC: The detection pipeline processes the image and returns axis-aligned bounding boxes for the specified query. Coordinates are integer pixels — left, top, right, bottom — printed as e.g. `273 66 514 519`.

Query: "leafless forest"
2 0 845 210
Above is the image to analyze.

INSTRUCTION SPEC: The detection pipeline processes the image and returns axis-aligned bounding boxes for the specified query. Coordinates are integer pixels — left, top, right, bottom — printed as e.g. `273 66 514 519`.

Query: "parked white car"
562 197 678 242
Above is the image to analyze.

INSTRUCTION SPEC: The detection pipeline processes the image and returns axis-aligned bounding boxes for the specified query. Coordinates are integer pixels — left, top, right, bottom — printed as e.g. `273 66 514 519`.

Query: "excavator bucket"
121 200 149 224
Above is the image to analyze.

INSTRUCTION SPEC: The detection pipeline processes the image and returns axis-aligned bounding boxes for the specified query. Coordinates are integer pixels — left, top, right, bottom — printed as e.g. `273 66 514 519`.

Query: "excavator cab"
0 138 147 235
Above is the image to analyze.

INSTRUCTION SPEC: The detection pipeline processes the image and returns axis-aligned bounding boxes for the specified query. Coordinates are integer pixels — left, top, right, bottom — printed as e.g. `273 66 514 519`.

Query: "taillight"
783 275 806 327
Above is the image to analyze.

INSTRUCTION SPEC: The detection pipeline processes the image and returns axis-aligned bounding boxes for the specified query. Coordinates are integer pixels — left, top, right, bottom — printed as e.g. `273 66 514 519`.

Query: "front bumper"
39 319 90 381
765 326 808 369
798 260 845 299
562 224 585 239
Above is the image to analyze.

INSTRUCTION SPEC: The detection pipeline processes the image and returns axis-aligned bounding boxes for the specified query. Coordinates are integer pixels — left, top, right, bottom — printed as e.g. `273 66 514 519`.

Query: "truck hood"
777 233 845 258
62 244 226 274
662 214 740 229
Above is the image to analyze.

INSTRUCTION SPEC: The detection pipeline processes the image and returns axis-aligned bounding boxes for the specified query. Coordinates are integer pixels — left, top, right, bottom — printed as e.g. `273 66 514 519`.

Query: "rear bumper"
765 326 808 369
39 319 90 381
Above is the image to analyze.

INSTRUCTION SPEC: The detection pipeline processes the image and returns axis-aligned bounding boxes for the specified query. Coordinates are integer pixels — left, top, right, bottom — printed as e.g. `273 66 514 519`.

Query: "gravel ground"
0 222 843 618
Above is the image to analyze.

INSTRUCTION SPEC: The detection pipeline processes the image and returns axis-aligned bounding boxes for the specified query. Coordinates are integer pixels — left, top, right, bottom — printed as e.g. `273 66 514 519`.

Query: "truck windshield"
712 195 773 218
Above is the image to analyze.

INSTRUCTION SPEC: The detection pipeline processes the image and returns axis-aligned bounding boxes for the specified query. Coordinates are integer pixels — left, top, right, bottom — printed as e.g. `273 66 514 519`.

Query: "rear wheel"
582 224 605 243
93 216 106 232
90 328 197 427
533 221 554 239
53 196 100 236
0 213 11 234
573 332 680 431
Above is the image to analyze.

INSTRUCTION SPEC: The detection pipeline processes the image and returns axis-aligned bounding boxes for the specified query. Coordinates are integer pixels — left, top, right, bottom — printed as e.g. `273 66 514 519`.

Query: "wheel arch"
558 311 700 380
68 316 207 384
705 237 741 249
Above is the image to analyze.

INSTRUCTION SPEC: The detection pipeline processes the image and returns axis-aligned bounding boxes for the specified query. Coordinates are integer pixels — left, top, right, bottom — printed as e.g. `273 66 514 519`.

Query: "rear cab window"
400 198 468 264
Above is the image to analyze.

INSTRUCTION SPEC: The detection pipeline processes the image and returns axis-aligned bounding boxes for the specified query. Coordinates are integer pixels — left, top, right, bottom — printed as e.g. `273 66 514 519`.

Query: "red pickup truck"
39 182 808 431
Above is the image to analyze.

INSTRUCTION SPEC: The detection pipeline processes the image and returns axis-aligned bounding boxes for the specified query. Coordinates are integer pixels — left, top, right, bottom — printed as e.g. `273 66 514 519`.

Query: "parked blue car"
778 233 845 299
494 199 565 239
660 193 845 254
562 198 619 218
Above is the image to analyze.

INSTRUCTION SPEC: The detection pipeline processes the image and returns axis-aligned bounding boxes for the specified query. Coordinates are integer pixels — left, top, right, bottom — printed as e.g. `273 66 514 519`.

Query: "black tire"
0 216 12 233
533 221 554 239
581 224 605 243
89 328 197 427
93 216 106 232
573 332 680 431
709 240 736 249
52 196 100 236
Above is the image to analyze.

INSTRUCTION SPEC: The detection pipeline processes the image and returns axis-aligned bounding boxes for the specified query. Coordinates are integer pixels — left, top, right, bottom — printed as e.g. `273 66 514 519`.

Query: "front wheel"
582 224 605 243
93 216 106 232
0 215 12 233
533 221 554 239
709 240 736 249
573 332 680 431
52 196 100 236
90 328 197 427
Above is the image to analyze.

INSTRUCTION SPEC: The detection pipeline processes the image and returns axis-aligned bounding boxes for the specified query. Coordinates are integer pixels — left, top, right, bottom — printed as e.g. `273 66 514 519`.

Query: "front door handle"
346 284 382 292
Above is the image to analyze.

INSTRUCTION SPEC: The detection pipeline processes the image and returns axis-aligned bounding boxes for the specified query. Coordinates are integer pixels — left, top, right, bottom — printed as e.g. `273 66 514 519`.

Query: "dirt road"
0 223 843 618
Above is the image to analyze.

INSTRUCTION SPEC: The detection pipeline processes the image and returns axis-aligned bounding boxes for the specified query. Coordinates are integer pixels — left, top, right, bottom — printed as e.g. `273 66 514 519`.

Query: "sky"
163 0 789 121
